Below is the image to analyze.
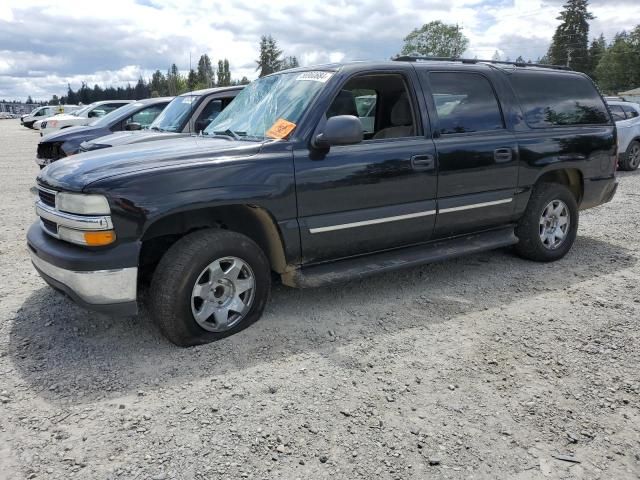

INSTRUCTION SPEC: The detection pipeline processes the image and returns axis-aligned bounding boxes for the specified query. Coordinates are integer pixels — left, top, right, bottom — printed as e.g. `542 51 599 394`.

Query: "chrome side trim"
439 198 513 214
36 201 113 231
309 210 436 234
30 251 138 305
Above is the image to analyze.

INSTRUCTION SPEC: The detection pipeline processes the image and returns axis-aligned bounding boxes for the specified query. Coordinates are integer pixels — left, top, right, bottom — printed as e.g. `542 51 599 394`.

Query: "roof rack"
392 55 571 71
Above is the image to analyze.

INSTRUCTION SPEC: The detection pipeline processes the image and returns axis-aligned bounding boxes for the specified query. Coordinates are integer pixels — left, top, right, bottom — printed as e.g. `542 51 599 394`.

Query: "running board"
282 227 519 288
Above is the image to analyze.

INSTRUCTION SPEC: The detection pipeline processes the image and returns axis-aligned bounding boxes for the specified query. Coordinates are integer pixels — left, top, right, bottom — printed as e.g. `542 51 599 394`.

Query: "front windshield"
88 102 141 127
205 71 333 140
149 95 199 132
71 104 94 117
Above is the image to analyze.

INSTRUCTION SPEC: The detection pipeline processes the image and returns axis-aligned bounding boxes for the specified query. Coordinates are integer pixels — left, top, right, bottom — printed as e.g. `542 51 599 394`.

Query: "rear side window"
609 105 626 122
621 104 639 119
511 72 610 128
425 72 504 135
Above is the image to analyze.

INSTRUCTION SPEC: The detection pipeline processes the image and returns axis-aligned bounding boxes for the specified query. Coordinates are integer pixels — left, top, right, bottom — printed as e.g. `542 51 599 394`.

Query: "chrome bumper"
30 250 137 306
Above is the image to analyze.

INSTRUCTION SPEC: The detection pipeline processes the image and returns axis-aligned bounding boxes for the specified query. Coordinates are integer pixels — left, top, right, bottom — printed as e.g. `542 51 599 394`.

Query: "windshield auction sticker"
296 71 333 83
266 118 297 139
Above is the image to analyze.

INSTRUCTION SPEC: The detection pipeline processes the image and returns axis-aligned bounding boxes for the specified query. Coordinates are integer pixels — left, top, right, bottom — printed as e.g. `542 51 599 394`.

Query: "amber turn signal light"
83 230 116 246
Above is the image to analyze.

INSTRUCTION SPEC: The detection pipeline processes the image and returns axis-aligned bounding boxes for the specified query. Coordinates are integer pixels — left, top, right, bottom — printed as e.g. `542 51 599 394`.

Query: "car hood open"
38 136 263 191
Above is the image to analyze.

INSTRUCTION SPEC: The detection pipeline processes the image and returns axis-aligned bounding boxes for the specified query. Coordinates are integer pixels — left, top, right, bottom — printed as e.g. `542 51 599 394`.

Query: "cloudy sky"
1 0 638 101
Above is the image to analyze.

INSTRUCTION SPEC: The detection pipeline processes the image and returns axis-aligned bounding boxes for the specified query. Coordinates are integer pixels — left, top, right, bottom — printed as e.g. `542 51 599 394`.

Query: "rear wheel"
619 140 640 171
515 182 579 262
148 229 271 347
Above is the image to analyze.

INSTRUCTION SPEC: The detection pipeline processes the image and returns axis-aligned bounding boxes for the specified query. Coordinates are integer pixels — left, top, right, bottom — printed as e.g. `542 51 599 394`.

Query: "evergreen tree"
197 54 215 87
586 33 606 80
256 35 283 77
134 76 148 99
547 0 594 71
217 59 232 86
515 55 525 63
187 69 198 90
595 28 640 93
26 95 33 104
282 56 299 69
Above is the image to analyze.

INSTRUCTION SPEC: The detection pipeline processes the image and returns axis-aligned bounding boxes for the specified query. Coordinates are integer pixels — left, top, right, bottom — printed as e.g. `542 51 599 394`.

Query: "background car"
36 97 172 167
39 100 133 135
21 105 78 128
608 100 640 171
79 86 242 152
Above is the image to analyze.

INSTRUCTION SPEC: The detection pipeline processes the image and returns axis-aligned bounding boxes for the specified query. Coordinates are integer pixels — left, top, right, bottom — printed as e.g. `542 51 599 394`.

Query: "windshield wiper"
211 129 242 140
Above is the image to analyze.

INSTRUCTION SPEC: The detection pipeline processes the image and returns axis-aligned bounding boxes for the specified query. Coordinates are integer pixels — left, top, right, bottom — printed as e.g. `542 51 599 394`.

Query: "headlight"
56 193 111 215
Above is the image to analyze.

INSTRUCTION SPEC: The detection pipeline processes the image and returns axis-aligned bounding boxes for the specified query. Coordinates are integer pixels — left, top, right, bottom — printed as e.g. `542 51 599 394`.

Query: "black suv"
28 58 618 346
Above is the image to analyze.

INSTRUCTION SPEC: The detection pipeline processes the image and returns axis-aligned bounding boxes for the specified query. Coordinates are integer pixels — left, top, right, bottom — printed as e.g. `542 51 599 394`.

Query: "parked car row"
35 87 241 167
28 58 619 347
21 105 79 129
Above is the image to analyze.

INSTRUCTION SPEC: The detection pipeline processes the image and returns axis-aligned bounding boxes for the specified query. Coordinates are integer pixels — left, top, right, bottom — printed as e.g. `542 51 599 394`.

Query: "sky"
0 0 639 101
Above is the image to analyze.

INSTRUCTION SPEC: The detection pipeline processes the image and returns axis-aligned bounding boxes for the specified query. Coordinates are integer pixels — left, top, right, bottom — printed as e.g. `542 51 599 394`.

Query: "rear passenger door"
419 71 519 238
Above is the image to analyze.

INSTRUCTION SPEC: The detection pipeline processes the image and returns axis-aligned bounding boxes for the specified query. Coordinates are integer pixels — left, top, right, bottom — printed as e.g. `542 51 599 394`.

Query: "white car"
39 100 133 136
608 101 640 171
32 105 80 130
21 106 71 129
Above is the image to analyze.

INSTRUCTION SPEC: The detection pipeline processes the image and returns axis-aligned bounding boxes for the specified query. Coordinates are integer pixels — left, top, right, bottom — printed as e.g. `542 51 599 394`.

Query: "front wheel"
148 229 271 346
619 140 640 171
515 182 579 262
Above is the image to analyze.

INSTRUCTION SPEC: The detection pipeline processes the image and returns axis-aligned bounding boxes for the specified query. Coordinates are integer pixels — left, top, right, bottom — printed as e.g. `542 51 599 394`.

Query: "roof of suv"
180 85 244 97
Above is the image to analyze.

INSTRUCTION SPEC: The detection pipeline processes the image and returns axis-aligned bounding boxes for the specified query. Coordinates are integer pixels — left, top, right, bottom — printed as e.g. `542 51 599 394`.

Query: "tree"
187 69 198 91
400 21 469 58
26 95 34 104
217 59 231 86
547 0 594 71
491 50 501 61
586 33 606 80
515 55 526 64
151 70 167 96
256 35 283 77
282 56 299 69
134 76 148 99
197 54 215 87
595 28 640 93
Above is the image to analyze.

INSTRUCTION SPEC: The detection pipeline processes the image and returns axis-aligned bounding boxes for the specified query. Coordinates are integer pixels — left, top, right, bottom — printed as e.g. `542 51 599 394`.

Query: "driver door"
293 70 438 264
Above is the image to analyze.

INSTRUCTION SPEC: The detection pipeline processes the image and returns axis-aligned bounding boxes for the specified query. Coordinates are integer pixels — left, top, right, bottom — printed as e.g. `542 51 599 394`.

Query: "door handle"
411 154 435 170
494 148 513 163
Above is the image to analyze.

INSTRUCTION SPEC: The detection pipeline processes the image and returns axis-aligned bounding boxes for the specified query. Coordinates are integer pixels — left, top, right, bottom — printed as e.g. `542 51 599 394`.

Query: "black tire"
619 140 640 171
148 229 271 347
514 182 579 262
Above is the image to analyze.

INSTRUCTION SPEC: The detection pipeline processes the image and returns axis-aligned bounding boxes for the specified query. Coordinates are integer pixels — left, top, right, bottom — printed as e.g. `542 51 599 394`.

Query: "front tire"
515 182 578 262
619 140 640 171
149 229 271 347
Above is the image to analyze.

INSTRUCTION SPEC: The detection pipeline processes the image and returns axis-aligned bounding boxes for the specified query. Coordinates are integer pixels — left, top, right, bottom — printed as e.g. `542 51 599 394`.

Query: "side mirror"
313 115 363 149
125 122 142 131
194 120 207 133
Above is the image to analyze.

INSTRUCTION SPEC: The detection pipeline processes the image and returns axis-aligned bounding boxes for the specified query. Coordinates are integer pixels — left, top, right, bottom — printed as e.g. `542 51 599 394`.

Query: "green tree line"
47 35 299 105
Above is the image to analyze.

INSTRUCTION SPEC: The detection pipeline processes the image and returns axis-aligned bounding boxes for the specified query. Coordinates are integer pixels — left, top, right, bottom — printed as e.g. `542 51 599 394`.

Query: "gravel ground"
0 119 639 480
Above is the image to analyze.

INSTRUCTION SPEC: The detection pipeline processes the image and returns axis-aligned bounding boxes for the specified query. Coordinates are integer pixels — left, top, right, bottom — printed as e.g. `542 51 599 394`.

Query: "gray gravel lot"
0 119 639 479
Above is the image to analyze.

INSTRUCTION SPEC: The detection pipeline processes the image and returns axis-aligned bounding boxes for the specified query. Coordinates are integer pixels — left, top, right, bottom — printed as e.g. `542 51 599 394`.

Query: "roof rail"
392 55 571 71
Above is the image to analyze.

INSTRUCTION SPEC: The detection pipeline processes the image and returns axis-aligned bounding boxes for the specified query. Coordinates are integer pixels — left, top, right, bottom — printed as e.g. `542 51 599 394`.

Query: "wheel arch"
534 167 584 204
139 204 289 280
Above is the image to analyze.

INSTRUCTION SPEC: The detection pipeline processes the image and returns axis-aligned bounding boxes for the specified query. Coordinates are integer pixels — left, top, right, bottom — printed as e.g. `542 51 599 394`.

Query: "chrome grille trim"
36 201 113 231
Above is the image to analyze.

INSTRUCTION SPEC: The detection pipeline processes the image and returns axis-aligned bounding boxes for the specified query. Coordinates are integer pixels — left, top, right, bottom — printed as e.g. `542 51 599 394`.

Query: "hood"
38 136 264 191
41 124 102 143
85 130 177 148
47 113 83 121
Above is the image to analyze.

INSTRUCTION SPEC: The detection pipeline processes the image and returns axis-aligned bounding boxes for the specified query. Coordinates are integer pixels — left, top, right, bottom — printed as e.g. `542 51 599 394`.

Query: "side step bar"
282 227 519 288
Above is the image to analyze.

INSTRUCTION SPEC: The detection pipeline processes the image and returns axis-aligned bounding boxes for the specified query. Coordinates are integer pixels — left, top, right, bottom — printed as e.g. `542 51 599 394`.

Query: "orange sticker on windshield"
266 118 296 139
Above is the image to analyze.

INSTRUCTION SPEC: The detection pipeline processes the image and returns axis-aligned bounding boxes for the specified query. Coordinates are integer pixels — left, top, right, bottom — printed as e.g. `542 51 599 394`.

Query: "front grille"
37 142 65 160
41 218 58 234
38 188 56 208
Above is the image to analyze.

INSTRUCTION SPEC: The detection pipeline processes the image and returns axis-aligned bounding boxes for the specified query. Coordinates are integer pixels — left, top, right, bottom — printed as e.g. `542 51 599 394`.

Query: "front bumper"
35 157 51 166
27 223 139 315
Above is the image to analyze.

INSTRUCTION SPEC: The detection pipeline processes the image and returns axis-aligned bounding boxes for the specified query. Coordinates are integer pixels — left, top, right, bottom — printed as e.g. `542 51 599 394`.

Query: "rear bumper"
27 223 139 315
580 176 618 210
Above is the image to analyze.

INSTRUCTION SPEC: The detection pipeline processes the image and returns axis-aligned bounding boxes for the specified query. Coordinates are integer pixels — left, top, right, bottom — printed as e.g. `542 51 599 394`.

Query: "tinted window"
426 72 504 135
609 105 626 122
511 72 609 127
128 104 166 127
621 104 639 119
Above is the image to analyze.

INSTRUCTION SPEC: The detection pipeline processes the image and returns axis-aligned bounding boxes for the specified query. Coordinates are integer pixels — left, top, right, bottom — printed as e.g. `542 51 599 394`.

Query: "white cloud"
0 0 639 100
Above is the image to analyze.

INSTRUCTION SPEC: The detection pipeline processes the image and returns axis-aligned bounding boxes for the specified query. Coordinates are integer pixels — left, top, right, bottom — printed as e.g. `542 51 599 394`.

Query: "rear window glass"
511 72 610 128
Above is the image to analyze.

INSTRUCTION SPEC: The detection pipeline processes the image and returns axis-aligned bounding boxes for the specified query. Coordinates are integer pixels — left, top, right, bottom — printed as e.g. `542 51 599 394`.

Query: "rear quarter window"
510 72 610 128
